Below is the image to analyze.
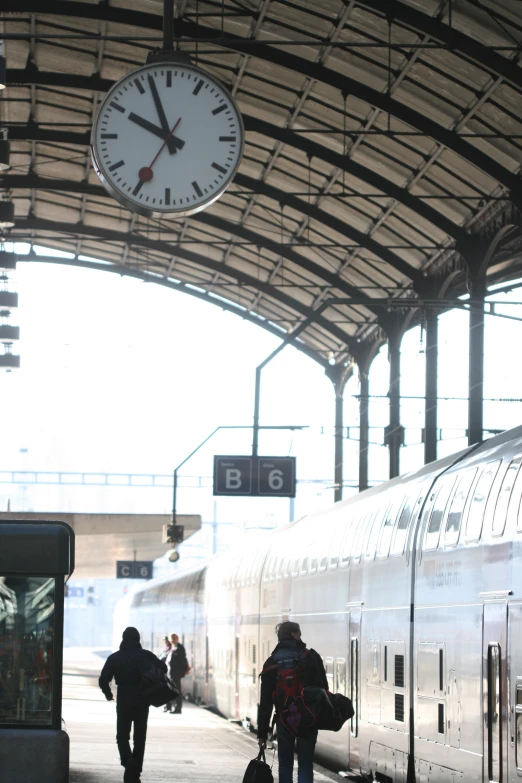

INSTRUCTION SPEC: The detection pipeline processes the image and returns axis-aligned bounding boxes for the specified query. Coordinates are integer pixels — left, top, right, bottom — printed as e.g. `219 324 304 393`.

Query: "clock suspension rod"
163 0 175 52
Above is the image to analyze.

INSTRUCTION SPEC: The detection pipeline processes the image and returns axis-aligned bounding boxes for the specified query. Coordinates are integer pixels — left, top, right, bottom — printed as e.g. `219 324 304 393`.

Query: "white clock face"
91 62 244 218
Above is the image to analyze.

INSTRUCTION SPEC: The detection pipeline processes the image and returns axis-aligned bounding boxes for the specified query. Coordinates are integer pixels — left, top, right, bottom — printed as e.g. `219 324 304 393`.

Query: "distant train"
120 425 522 782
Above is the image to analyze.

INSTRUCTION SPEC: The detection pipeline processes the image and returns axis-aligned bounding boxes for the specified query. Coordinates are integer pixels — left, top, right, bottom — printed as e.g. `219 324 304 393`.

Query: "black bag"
139 661 179 708
242 749 273 783
315 692 354 732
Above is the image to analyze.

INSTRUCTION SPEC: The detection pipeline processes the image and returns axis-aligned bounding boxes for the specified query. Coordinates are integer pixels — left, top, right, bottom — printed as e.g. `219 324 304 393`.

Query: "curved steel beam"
358 0 522 92
193 213 379 312
13 217 359 353
18 253 329 368
6 71 470 248
2 173 425 288
6 1 522 207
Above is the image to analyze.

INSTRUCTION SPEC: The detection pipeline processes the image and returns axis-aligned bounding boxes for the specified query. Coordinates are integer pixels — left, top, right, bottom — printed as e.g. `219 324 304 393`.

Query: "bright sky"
1 244 522 526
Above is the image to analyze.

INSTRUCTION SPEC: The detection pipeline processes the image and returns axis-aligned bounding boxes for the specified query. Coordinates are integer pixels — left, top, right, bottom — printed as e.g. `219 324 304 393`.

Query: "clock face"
91 62 244 218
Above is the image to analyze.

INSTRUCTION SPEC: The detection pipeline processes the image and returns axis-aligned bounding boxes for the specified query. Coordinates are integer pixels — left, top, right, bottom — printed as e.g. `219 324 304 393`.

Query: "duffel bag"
140 662 179 708
242 749 273 783
316 692 354 732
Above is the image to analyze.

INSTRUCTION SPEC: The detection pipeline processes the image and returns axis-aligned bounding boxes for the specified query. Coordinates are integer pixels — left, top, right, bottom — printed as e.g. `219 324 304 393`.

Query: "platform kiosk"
0 521 74 783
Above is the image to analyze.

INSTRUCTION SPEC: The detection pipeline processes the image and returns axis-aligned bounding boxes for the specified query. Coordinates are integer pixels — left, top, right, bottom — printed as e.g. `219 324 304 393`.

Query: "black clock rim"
90 61 245 218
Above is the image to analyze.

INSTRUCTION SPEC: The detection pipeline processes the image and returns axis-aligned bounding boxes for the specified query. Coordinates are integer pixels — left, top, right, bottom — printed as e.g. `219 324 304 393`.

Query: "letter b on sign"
225 469 242 490
214 457 253 495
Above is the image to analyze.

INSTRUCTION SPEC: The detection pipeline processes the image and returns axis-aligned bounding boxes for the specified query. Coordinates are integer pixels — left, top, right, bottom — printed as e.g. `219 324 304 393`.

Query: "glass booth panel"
0 576 55 726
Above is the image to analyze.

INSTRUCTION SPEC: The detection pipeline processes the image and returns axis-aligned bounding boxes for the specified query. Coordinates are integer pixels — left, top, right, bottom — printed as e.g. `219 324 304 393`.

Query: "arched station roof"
1 0 522 369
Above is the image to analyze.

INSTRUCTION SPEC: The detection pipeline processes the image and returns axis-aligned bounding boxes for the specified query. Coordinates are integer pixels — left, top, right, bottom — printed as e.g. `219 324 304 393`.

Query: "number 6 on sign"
268 470 284 491
258 458 295 497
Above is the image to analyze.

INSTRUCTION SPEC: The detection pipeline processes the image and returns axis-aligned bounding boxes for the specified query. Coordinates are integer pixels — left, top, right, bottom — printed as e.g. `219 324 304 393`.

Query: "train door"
484 601 508 783
508 602 522 783
348 605 362 773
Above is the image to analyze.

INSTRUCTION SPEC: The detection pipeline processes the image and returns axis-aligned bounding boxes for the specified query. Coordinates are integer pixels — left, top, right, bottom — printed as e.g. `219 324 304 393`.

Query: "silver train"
122 425 522 782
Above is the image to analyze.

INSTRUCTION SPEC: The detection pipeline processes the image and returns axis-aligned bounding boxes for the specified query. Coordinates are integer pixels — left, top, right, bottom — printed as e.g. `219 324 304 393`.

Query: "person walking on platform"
159 635 172 712
166 633 188 714
99 626 167 783
159 635 171 661
257 621 328 783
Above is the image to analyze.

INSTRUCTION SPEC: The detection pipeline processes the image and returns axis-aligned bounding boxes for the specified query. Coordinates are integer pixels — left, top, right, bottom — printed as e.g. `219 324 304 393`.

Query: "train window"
336 659 347 696
325 657 334 690
353 512 373 562
444 469 477 547
377 498 401 558
390 493 416 555
366 506 387 560
329 516 346 569
367 642 380 685
466 461 501 541
493 457 522 536
340 515 358 565
424 477 455 550
510 465 522 533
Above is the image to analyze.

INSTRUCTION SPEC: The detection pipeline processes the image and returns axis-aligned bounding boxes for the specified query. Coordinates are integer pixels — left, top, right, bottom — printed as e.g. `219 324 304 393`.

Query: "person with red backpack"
257 622 328 783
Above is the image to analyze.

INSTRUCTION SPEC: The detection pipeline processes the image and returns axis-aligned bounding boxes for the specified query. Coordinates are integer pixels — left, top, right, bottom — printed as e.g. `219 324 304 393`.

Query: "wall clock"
91 61 244 218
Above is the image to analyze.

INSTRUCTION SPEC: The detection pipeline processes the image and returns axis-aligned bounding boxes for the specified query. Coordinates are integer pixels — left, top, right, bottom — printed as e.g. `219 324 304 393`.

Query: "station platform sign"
213 455 296 497
116 560 153 579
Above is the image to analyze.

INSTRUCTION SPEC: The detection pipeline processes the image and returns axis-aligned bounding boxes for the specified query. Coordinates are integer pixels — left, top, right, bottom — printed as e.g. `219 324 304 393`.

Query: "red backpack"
263 649 318 738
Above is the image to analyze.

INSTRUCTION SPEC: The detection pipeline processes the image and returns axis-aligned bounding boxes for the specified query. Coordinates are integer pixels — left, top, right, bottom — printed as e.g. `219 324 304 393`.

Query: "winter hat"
122 626 140 642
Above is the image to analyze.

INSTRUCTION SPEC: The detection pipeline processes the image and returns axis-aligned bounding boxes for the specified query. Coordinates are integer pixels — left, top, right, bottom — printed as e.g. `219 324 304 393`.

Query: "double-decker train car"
121 425 522 782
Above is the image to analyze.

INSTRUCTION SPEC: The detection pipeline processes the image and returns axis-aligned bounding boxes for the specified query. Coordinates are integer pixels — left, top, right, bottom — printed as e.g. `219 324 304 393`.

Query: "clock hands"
134 117 182 194
148 75 186 153
128 112 185 154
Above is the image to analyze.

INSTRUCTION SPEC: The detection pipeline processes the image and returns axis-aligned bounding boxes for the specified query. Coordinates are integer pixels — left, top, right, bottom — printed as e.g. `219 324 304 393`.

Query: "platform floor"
63 649 339 783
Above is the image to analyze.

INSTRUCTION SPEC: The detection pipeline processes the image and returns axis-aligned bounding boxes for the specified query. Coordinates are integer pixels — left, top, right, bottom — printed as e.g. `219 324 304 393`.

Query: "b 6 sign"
213 455 296 497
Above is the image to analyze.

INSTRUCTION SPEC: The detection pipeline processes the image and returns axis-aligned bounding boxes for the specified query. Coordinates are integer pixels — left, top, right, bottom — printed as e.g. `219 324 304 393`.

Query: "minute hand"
148 75 185 153
128 112 185 153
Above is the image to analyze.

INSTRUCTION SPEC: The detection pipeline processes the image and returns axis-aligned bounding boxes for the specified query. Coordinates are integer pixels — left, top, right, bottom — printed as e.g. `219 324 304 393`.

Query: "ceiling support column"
387 330 403 479
358 368 370 493
326 363 353 503
424 307 439 464
460 227 506 447
468 273 486 445
381 315 409 481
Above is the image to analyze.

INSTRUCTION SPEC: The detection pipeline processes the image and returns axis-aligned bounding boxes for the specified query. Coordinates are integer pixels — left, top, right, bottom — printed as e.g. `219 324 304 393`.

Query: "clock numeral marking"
219 136 236 142
109 160 125 172
101 134 118 139
167 71 172 88
212 103 227 115
134 79 145 94
192 181 203 198
193 79 204 96
165 188 171 205
212 162 227 174
133 181 144 196
110 101 126 114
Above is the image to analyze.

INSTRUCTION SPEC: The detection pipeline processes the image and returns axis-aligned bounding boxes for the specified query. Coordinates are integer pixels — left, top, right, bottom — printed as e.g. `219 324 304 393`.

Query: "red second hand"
139 117 182 183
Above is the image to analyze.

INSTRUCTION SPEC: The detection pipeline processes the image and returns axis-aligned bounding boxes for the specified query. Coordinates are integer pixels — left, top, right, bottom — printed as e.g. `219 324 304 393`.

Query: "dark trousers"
168 675 183 712
116 704 149 774
276 718 317 783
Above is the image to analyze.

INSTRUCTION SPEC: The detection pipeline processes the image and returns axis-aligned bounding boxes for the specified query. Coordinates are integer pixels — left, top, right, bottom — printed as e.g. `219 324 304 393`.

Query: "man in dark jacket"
258 622 328 783
167 633 188 714
99 627 167 783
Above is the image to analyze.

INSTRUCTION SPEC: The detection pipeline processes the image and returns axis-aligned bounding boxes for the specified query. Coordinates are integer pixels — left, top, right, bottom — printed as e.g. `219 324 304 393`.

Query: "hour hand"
128 112 185 153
